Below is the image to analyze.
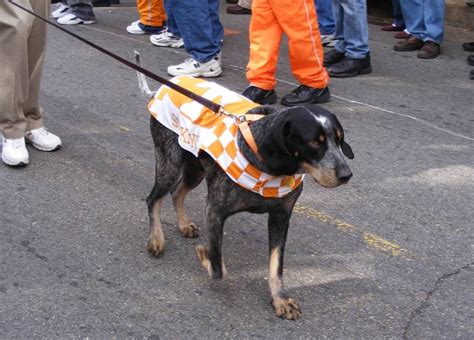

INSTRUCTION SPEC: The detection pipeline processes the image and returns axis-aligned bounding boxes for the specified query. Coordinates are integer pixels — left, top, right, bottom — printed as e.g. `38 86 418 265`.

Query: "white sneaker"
51 3 71 19
57 13 96 25
167 55 222 77
150 30 184 48
25 127 62 152
2 137 29 166
126 20 146 34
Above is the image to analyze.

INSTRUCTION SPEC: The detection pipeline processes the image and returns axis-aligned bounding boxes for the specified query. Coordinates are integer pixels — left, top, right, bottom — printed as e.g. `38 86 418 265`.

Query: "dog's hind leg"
268 209 301 320
171 153 205 238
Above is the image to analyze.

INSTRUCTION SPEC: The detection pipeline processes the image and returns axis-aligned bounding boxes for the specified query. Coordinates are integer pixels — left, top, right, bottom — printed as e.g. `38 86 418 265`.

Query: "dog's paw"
195 245 212 275
273 298 301 320
179 223 199 238
147 238 164 257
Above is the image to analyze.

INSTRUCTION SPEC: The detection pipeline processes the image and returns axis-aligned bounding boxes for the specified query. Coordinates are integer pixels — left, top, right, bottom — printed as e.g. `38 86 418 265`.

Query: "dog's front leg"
196 202 227 279
268 210 301 320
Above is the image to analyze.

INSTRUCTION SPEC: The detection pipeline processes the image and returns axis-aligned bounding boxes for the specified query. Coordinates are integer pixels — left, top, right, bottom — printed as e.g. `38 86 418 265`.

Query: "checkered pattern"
148 76 305 198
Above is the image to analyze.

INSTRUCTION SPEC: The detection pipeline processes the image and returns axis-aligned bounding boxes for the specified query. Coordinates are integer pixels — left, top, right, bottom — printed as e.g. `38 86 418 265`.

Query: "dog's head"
259 105 354 188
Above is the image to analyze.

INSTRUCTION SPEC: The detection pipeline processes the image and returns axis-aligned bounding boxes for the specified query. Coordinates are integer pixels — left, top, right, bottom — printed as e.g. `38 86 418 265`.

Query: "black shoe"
468 55 474 66
281 85 330 106
470 69 474 80
462 42 474 52
242 86 277 105
327 54 372 78
323 49 345 67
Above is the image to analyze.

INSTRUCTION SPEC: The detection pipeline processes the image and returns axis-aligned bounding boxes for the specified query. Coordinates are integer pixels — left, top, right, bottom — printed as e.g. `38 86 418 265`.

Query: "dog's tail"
134 51 157 99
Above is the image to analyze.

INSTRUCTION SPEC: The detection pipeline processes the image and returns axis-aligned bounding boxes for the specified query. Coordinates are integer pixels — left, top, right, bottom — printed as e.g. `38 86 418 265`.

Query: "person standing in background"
1 0 62 167
242 0 330 106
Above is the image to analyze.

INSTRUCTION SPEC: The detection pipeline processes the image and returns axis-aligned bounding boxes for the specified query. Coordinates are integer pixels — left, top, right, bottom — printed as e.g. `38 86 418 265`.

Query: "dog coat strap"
237 114 265 162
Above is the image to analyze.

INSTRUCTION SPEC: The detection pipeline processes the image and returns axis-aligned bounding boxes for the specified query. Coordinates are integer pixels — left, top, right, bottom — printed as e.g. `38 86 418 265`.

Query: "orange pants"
246 0 328 90
137 0 166 27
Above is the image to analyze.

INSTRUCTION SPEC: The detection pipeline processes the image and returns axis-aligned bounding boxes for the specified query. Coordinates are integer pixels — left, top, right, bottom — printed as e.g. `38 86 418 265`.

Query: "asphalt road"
1 3 473 339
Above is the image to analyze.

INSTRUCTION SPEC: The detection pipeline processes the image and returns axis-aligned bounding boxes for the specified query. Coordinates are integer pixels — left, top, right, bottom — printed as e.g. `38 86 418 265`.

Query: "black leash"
8 0 223 114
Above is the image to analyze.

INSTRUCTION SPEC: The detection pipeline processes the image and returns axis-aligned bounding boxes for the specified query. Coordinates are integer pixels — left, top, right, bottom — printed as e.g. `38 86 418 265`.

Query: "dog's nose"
336 166 352 183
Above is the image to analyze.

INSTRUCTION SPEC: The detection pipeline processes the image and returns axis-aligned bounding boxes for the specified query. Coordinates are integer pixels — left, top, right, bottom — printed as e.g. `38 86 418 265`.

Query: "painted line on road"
293 203 410 258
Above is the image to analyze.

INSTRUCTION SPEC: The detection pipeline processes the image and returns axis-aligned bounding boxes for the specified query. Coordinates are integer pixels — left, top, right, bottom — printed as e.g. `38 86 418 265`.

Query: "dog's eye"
335 129 342 140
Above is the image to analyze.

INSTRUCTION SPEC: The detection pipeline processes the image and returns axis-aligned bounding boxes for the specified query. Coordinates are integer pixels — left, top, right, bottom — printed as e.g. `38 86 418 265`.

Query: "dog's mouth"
301 162 351 188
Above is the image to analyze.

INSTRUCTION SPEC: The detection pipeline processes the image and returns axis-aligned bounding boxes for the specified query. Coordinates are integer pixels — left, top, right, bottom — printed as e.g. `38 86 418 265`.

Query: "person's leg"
420 0 444 44
245 0 283 91
164 0 179 36
399 0 423 41
315 0 335 35
66 0 96 21
208 0 224 48
331 0 346 54
137 0 166 28
0 0 32 140
339 0 369 59
23 0 50 132
392 0 405 28
276 0 328 88
171 0 220 63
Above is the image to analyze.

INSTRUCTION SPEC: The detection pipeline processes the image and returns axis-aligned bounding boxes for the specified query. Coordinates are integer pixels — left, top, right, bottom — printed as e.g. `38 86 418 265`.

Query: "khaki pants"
0 0 50 139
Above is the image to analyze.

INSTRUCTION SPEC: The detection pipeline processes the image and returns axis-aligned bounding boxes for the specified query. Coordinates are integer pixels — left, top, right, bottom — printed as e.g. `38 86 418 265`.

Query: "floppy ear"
259 117 299 175
341 140 354 159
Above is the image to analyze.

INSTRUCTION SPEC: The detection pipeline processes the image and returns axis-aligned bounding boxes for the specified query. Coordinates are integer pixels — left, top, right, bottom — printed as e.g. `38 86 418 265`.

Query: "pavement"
1 2 473 339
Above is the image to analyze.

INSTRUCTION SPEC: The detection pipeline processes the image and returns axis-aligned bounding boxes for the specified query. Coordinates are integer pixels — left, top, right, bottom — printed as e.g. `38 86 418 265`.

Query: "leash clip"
218 107 247 123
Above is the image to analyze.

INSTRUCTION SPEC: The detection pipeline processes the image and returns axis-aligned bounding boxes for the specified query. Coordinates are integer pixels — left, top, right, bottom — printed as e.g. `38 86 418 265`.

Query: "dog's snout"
336 165 352 183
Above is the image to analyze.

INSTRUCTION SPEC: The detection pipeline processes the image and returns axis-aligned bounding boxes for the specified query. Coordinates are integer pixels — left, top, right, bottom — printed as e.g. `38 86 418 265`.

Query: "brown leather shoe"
226 5 251 14
394 36 423 51
417 41 441 59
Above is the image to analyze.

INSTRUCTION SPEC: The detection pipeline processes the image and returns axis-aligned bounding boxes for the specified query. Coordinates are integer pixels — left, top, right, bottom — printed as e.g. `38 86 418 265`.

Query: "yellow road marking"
293 203 409 257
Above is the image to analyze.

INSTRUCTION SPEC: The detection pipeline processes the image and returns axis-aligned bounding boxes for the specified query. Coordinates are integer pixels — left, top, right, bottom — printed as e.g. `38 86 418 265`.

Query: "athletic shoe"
1 137 29 167
126 20 165 35
167 55 222 77
150 30 184 48
57 13 96 25
25 127 62 152
51 3 71 19
242 86 277 105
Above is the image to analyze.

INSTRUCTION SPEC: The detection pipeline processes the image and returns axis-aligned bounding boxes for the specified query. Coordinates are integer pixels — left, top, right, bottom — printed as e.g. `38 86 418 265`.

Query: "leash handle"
7 0 223 114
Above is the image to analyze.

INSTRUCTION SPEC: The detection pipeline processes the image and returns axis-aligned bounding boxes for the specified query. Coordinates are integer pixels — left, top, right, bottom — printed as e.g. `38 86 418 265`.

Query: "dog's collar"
237 114 265 161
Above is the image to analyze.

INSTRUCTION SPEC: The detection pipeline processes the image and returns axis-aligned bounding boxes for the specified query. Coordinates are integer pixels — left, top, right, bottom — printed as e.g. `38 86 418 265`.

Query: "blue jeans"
392 0 404 28
164 0 180 36
401 0 444 44
315 0 335 35
332 0 369 59
171 0 223 63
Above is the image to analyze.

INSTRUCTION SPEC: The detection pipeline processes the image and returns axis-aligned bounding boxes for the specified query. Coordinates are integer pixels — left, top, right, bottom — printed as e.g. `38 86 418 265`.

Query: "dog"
135 56 354 320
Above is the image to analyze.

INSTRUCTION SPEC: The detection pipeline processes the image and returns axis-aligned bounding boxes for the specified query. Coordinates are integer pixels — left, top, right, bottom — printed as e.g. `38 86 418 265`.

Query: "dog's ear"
341 140 354 159
259 115 299 175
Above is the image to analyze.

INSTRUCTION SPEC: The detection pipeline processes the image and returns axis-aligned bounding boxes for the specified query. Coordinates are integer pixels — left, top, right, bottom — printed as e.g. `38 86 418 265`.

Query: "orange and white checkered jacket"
147 76 304 198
